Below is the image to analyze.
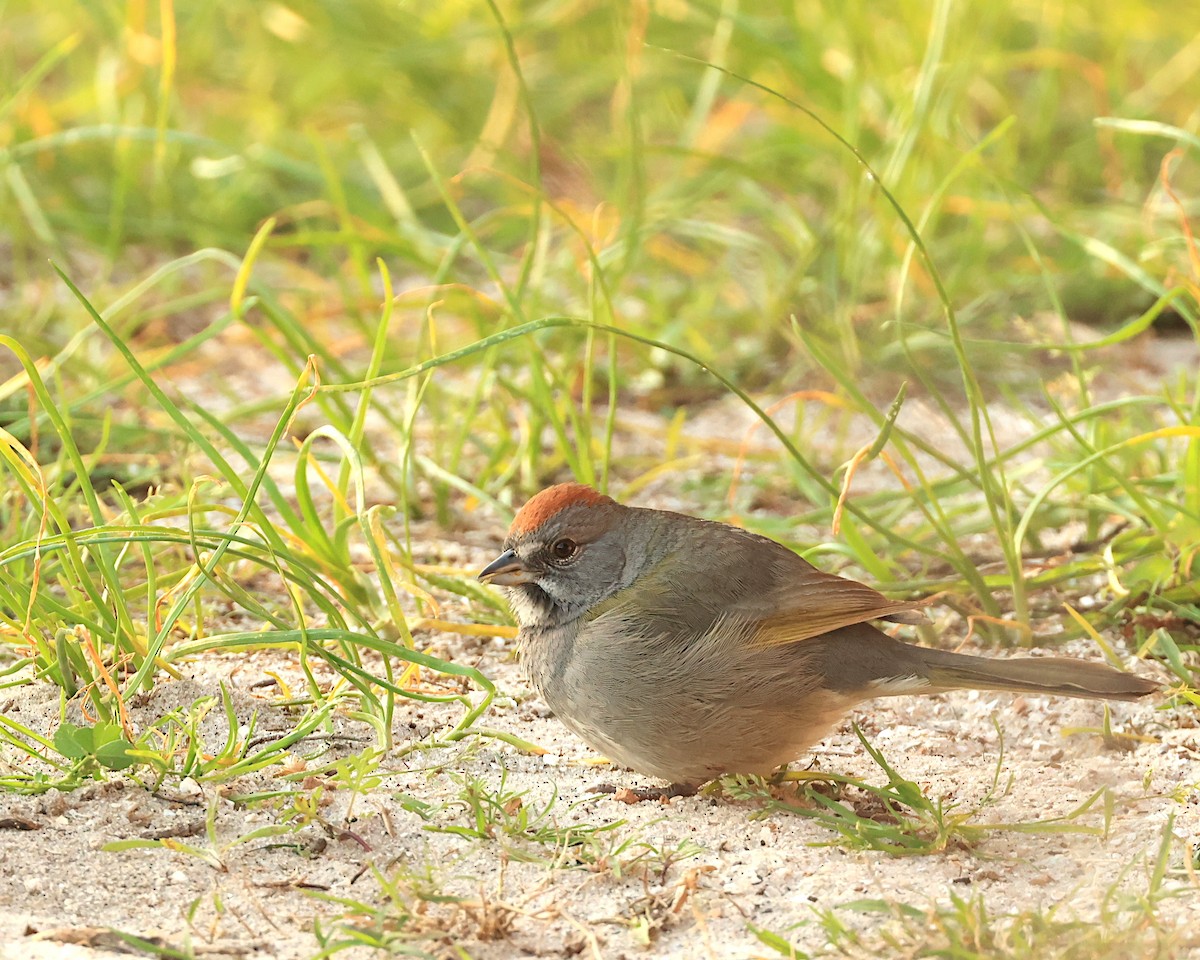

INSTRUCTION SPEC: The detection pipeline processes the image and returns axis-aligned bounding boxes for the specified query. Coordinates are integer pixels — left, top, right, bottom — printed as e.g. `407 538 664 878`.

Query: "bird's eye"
550 538 578 561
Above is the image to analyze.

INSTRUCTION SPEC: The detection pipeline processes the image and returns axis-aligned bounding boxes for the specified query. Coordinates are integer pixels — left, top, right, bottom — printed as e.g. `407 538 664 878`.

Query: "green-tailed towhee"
479 483 1158 790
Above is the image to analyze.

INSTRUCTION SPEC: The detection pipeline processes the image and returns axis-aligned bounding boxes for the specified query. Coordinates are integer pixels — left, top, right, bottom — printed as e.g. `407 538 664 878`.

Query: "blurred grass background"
6 0 1195 356
0 0 1197 785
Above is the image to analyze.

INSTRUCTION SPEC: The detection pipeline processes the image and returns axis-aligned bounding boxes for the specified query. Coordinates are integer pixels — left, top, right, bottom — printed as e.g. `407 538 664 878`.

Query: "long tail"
912 646 1159 701
813 626 1159 702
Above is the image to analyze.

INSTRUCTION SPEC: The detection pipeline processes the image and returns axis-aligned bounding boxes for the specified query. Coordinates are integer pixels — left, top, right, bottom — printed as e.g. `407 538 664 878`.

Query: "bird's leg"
589 782 697 802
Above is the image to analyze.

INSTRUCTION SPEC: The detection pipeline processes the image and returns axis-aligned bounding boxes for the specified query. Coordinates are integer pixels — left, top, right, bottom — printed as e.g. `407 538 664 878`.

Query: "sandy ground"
1 606 1197 959
2 325 1198 958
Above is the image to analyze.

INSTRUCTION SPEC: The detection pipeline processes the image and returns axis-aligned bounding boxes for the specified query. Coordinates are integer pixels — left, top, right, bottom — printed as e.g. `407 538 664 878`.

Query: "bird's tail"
911 646 1159 701
814 626 1159 702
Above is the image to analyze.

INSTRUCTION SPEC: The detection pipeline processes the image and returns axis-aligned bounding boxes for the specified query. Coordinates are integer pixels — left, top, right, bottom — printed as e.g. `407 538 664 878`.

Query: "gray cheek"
607 544 634 592
534 574 575 608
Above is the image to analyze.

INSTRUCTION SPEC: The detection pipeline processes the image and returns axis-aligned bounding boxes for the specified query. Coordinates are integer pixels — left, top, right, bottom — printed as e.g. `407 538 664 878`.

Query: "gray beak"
478 549 536 586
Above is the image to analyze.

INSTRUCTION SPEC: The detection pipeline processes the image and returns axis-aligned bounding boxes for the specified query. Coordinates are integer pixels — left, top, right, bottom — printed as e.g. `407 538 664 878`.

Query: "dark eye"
550 538 578 561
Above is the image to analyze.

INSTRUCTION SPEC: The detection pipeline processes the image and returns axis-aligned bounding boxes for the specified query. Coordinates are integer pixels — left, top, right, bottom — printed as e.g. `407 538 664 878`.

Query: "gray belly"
519 618 852 784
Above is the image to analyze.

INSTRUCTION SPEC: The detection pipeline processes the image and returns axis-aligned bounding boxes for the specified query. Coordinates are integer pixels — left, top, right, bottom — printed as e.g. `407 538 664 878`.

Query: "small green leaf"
96 738 138 771
53 722 89 759
53 721 137 769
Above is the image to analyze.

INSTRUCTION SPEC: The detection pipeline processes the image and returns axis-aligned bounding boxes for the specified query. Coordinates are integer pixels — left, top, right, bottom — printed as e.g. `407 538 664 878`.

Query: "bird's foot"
589 782 697 803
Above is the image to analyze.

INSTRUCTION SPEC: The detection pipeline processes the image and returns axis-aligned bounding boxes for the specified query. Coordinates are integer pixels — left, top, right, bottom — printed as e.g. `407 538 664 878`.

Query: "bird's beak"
477 549 536 586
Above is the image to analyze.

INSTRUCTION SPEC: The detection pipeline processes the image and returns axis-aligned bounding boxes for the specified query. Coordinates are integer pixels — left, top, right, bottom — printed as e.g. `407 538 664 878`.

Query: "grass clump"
753 811 1195 959
721 723 1134 855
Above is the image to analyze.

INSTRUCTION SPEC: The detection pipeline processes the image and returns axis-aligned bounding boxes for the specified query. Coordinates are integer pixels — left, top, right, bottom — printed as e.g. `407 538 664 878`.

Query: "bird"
478 483 1159 794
